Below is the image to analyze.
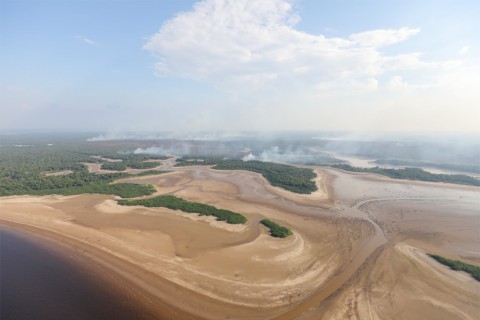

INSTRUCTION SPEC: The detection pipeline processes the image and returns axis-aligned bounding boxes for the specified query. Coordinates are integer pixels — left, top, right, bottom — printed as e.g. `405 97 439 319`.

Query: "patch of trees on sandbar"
331 164 480 187
260 219 293 238
429 254 480 281
118 195 247 224
214 160 318 194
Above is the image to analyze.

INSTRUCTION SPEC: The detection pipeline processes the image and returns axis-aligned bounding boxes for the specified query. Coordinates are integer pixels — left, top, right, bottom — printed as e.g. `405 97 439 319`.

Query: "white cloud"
349 28 420 47
143 0 431 92
75 35 97 45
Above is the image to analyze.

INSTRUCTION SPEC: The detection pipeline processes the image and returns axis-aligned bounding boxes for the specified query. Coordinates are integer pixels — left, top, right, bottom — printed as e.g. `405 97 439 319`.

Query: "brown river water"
0 227 159 320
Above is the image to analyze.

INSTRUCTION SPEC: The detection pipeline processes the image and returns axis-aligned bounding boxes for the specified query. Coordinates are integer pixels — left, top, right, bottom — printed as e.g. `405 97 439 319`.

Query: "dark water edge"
0 227 159 320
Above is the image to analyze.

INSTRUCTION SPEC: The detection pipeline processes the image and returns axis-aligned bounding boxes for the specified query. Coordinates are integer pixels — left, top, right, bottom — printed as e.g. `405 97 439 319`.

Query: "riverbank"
1 166 478 319
0 224 181 320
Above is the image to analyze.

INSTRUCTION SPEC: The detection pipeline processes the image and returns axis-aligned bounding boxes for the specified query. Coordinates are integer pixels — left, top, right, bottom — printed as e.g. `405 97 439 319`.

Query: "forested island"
331 165 480 186
118 195 247 224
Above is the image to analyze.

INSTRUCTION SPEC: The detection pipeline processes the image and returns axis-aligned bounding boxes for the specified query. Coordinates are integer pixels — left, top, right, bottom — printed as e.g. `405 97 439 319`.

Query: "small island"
260 219 293 238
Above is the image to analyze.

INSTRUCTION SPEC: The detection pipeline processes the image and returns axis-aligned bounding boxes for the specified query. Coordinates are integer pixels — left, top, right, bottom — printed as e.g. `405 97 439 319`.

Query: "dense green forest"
429 254 480 281
260 219 293 238
101 162 128 171
100 160 159 171
374 159 480 174
118 195 247 224
214 160 318 194
0 143 163 197
126 161 159 169
331 165 480 186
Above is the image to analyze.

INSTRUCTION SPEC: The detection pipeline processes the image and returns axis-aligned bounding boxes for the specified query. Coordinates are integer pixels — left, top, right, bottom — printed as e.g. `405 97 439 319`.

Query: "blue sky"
1 0 479 132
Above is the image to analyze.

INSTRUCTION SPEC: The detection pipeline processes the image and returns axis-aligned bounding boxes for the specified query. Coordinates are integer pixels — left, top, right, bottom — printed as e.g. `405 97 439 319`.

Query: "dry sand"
1 165 479 319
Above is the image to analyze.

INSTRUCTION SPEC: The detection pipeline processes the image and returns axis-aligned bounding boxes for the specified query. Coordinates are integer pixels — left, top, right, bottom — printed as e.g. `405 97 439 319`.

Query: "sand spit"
1 166 479 319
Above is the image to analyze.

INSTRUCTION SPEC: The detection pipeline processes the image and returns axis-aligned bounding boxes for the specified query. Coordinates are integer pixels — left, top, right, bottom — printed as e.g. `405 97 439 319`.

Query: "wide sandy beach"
1 165 479 319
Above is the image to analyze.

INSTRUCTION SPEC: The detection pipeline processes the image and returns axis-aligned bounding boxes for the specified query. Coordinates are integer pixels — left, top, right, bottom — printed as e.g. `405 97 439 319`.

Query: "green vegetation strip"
175 157 223 167
44 183 156 198
101 162 127 171
118 195 247 224
133 170 166 177
374 159 480 174
214 160 318 194
429 254 480 281
331 164 480 187
101 160 160 171
260 219 293 238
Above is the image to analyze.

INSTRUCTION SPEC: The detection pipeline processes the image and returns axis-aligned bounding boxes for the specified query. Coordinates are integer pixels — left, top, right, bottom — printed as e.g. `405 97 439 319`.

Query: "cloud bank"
144 0 428 90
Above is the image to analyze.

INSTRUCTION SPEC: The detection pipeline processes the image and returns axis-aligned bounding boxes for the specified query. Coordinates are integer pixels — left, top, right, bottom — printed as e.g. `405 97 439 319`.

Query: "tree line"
332 165 480 186
118 195 247 224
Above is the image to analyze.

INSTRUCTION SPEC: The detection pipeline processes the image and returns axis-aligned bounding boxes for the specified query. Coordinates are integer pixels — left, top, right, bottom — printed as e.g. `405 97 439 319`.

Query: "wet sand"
296 168 480 320
0 165 478 319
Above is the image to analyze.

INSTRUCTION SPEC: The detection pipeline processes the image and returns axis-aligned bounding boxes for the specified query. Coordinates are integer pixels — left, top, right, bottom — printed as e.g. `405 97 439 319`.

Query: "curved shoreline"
0 221 205 319
0 225 166 320
1 165 478 319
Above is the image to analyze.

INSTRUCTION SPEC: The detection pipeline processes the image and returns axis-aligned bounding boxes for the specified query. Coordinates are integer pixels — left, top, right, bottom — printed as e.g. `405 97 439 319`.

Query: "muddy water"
0 227 158 320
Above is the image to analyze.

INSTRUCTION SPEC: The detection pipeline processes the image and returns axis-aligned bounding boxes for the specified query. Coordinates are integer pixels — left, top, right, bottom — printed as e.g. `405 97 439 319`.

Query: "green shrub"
260 219 293 238
429 254 480 281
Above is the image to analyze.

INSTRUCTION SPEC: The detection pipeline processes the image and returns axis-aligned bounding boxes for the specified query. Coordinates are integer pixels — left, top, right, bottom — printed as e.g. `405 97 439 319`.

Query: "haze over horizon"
1 0 479 132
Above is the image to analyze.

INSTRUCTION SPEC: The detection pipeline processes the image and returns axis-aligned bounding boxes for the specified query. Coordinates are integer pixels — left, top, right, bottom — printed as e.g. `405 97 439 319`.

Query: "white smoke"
242 153 257 161
87 131 252 141
133 145 191 156
242 146 310 163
